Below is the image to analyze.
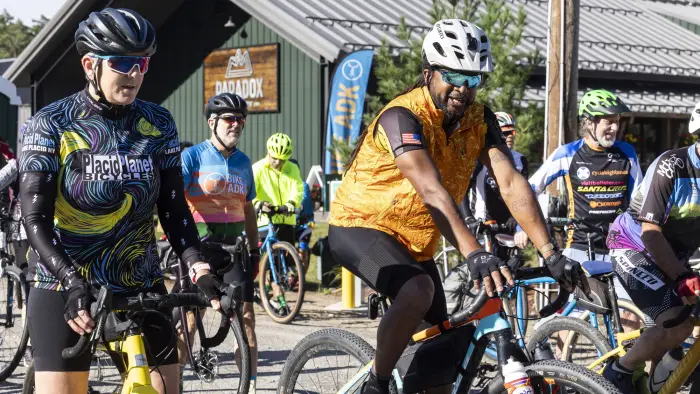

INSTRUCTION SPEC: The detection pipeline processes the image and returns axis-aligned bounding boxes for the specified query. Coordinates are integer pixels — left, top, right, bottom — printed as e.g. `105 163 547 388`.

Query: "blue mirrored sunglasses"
437 69 482 88
91 55 150 75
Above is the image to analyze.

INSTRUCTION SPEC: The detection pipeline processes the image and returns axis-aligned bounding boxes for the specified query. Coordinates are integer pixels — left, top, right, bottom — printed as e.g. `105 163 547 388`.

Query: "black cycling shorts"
28 283 179 372
328 225 447 325
611 249 683 321
202 241 254 303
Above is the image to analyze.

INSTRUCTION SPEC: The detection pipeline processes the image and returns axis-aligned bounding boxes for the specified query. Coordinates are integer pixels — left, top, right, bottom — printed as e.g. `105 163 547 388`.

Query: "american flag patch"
401 133 422 145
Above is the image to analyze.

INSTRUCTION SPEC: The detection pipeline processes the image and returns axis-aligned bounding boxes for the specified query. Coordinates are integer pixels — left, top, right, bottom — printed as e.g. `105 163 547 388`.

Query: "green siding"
161 18 322 177
662 15 700 35
0 95 17 145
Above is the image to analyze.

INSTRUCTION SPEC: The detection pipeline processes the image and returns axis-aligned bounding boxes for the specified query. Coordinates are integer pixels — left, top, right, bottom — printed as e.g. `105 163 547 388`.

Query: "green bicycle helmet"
578 89 630 120
267 133 293 160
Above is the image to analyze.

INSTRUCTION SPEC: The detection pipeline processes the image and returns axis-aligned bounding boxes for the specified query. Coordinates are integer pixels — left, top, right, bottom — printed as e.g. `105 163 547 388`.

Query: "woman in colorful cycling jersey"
19 8 220 394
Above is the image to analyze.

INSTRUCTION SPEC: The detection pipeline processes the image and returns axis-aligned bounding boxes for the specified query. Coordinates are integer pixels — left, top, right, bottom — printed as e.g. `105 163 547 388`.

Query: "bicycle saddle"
581 260 613 276
494 234 516 248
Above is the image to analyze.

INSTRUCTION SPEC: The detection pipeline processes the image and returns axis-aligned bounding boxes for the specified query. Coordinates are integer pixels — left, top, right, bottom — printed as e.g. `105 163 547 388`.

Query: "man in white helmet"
328 19 588 394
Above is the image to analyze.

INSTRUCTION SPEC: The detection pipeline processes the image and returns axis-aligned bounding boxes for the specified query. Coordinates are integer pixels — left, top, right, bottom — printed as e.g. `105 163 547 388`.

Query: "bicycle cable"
499 283 556 322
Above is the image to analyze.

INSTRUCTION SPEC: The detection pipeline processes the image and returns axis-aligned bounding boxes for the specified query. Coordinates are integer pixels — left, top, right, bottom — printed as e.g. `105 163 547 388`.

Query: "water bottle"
502 357 534 394
647 347 683 394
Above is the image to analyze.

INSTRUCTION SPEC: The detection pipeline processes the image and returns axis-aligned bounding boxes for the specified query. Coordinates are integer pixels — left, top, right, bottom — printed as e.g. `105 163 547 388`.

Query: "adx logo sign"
82 154 154 181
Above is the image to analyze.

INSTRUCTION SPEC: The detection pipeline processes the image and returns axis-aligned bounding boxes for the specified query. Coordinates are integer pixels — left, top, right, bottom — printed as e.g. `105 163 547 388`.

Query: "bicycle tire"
259 241 305 324
277 328 375 394
21 359 33 394
0 267 29 381
526 315 612 369
179 305 251 394
481 359 623 394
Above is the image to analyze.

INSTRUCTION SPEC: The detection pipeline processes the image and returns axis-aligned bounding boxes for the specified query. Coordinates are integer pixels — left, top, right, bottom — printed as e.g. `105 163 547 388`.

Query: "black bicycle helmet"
204 93 248 119
75 8 156 56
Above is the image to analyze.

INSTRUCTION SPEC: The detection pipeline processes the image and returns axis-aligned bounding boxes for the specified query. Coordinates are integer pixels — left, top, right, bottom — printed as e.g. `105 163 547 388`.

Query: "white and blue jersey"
608 145 700 261
529 139 642 248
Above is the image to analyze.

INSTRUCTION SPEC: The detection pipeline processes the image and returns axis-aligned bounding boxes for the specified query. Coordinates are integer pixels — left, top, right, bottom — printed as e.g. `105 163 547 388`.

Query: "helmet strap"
84 58 129 118
212 116 238 153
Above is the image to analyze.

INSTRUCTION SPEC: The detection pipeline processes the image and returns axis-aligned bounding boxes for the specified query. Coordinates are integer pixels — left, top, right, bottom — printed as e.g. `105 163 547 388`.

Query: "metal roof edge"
3 0 87 83
231 0 341 62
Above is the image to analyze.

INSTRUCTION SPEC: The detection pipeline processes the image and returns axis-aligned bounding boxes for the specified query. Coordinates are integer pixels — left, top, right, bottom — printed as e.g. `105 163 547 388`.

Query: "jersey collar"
583 138 607 152
80 87 131 120
205 139 238 157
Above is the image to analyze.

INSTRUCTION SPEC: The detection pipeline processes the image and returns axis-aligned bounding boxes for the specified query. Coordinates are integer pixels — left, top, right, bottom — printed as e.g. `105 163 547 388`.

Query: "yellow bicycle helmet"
267 133 293 160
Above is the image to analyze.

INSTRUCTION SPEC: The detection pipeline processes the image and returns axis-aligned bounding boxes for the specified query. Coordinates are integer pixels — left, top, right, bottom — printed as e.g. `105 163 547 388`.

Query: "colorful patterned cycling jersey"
19 89 202 293
608 145 700 261
182 140 255 239
529 139 642 249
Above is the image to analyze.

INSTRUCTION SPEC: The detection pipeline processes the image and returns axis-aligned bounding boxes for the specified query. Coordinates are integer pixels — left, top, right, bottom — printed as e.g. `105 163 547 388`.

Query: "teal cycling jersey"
182 140 256 239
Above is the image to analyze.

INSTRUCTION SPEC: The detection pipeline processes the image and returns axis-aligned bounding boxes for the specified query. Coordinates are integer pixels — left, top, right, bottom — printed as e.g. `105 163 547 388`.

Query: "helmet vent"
443 21 454 25
433 42 447 57
455 51 465 60
445 31 457 40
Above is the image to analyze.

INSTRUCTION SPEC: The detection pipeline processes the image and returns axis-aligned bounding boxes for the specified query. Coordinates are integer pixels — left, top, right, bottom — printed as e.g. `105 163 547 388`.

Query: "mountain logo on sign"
225 49 253 78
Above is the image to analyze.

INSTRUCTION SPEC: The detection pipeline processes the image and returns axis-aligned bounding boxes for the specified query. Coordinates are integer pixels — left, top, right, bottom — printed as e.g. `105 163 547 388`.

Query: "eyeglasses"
91 55 150 75
502 130 516 137
437 69 482 88
219 115 246 124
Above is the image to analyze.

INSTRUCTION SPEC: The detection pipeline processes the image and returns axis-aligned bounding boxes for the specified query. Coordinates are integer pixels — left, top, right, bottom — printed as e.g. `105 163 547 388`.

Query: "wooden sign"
203 43 279 113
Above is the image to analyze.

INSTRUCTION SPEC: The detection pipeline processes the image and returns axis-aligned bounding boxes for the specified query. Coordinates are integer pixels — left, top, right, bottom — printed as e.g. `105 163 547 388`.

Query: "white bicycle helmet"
691 101 700 134
422 19 493 73
495 112 516 132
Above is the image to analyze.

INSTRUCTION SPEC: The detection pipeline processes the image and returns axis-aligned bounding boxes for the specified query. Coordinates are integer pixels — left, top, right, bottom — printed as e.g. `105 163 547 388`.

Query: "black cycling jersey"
530 139 642 249
19 88 202 292
460 150 528 225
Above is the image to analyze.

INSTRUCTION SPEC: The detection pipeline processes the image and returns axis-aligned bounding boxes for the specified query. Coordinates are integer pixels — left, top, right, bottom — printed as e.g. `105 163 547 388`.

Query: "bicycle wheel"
482 359 622 394
277 328 375 394
526 316 612 370
22 348 123 394
259 241 305 324
178 305 251 393
0 267 29 381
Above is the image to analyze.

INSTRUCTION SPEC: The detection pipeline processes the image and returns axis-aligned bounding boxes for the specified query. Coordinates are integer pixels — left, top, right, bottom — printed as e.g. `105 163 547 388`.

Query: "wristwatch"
189 263 211 283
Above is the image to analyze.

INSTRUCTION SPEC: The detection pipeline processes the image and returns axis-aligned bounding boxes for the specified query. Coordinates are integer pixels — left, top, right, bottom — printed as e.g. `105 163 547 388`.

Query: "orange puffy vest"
329 86 487 261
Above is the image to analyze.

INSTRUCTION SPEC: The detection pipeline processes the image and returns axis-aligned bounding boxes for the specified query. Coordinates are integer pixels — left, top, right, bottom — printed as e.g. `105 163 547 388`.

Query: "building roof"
523 87 699 114
638 0 700 26
235 0 700 78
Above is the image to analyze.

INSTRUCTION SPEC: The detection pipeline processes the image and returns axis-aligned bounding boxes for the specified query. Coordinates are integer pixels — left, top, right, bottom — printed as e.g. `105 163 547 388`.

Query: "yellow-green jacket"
252 158 304 226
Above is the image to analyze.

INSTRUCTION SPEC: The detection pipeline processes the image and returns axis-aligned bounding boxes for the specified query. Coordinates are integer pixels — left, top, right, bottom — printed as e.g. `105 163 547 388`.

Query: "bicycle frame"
336 298 525 394
104 329 158 394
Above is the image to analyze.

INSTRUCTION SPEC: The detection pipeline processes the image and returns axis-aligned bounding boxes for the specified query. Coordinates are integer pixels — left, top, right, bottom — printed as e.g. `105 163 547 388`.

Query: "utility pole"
545 0 580 194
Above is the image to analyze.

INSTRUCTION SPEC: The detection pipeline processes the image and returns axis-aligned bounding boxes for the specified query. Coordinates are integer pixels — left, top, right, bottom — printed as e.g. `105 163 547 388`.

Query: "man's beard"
431 91 468 125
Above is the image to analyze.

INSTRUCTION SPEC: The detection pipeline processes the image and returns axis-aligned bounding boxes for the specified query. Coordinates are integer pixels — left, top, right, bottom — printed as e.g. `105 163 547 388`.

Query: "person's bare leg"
618 306 693 371
373 274 435 377
35 371 88 394
151 363 180 394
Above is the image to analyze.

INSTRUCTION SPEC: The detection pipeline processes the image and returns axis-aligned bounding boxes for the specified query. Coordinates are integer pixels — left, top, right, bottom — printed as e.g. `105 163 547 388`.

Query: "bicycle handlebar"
548 217 607 236
447 266 571 327
63 284 241 360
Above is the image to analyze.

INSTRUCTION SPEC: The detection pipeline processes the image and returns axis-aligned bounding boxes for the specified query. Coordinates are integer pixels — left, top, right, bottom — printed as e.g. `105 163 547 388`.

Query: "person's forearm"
421 185 481 257
244 204 259 249
500 172 552 256
642 231 686 279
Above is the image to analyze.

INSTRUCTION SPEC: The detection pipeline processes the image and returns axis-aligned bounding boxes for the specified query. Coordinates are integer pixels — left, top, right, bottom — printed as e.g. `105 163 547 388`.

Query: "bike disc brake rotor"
195 349 219 383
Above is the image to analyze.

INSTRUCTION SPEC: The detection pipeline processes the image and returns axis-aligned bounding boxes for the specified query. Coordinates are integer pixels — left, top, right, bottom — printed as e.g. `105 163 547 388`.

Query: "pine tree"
363 0 545 163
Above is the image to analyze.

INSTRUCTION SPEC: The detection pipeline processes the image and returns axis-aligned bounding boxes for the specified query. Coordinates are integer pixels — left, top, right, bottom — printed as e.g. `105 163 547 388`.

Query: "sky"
0 0 63 24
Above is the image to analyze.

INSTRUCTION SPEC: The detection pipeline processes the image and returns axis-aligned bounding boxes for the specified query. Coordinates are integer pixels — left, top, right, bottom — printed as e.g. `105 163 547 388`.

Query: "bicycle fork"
265 244 289 309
